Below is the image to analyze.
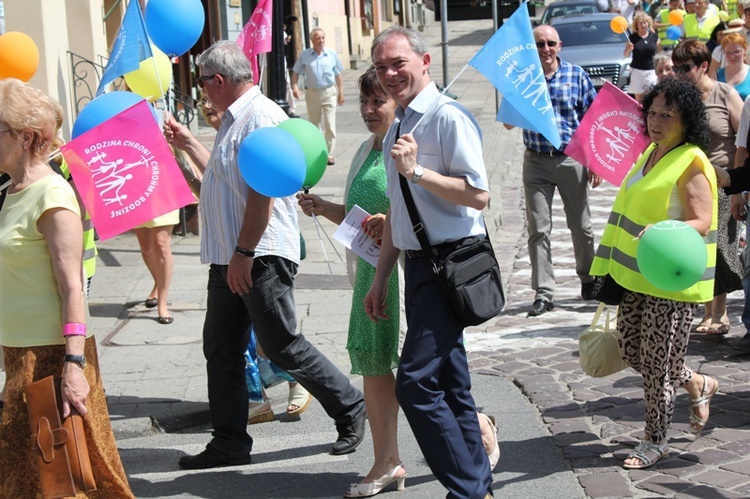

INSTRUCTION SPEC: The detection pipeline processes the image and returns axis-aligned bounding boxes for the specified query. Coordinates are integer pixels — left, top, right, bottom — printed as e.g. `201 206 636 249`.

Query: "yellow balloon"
124 46 172 100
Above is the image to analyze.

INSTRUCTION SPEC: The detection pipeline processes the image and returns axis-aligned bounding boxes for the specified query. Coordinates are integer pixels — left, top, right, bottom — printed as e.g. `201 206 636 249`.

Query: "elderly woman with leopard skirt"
590 77 720 470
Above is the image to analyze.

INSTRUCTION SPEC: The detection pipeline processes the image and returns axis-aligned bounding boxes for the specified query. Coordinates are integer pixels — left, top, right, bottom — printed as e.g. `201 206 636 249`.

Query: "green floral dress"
345 148 400 376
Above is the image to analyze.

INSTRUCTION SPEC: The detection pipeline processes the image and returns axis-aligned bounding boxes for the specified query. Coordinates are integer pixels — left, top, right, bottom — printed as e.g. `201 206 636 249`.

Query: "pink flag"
236 0 273 84
61 101 195 240
564 82 650 186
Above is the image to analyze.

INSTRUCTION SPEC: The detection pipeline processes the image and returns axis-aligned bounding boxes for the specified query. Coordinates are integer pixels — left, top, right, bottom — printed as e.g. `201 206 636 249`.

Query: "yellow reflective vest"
590 143 717 303
59 159 98 280
683 13 721 42
657 8 685 47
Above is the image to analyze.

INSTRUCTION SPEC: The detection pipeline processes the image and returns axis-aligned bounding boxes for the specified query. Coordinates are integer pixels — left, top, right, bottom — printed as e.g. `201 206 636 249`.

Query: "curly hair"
632 12 654 32
0 78 63 160
641 78 709 151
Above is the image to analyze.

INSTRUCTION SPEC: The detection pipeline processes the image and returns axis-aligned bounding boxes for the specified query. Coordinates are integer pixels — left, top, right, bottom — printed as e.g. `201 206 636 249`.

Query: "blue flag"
468 3 561 148
96 0 153 96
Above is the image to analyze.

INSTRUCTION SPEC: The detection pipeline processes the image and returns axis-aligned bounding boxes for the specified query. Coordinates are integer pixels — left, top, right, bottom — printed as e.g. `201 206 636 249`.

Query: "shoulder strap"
396 122 436 272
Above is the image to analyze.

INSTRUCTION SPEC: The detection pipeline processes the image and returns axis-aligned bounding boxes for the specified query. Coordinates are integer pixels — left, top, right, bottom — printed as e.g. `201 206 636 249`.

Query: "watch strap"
63 354 85 367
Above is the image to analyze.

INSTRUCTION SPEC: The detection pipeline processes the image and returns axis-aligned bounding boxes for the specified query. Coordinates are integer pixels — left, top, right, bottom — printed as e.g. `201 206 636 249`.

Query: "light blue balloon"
666 26 681 41
238 128 306 198
145 0 205 57
72 91 152 139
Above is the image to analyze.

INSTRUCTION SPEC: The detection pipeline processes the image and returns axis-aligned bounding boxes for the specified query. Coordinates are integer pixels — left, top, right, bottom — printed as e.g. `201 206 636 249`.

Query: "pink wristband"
63 323 87 337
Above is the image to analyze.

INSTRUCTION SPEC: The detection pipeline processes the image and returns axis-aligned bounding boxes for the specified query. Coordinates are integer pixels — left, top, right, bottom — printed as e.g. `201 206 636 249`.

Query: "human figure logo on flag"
564 82 650 186
61 101 195 240
236 0 273 84
468 3 561 148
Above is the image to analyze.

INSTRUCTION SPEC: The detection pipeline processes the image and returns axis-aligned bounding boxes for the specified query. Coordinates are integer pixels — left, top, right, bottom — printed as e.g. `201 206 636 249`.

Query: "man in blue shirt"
291 28 344 165
503 25 600 317
366 26 494 499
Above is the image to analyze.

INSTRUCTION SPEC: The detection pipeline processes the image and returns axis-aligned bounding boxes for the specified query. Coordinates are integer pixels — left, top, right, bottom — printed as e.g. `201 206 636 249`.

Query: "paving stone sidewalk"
465 169 750 498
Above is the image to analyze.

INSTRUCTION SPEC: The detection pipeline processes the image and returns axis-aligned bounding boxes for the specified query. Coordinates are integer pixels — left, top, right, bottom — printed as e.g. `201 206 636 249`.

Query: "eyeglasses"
673 63 695 74
0 129 12 136
197 74 220 88
536 40 559 49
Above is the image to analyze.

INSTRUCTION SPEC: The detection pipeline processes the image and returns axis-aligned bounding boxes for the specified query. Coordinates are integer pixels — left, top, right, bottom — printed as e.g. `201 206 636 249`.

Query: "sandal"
479 413 500 471
689 374 719 434
706 322 730 336
623 440 669 469
248 400 274 425
693 317 711 333
286 382 312 417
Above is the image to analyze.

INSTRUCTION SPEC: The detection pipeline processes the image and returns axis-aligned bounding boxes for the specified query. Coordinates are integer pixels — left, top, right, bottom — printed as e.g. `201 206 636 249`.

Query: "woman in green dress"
298 67 404 497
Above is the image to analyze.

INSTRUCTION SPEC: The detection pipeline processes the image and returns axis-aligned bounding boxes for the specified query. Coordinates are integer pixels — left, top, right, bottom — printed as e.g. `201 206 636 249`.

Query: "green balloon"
636 220 707 292
277 118 328 190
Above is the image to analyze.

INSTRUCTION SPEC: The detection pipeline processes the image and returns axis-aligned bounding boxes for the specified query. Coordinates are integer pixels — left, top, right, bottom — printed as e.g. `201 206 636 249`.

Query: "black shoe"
331 412 366 455
581 281 596 301
527 299 553 317
178 445 251 470
736 332 750 352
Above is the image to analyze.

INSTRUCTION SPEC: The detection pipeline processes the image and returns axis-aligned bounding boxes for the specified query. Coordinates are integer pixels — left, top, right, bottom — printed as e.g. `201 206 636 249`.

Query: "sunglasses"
197 74 220 88
673 63 695 74
536 40 559 49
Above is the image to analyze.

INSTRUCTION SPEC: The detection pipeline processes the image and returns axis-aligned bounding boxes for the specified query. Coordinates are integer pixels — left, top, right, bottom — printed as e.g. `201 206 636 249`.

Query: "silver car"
552 13 632 91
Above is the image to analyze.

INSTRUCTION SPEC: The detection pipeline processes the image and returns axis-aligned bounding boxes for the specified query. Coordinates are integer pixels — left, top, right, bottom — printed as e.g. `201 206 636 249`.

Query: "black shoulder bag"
398 166 505 327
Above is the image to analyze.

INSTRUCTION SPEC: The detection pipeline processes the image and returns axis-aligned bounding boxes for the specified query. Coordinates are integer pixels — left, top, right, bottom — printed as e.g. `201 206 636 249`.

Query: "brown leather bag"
25 375 97 498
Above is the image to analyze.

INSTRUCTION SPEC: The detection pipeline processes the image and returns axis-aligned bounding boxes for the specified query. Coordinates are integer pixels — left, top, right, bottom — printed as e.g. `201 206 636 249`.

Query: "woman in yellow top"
590 78 719 470
0 79 133 497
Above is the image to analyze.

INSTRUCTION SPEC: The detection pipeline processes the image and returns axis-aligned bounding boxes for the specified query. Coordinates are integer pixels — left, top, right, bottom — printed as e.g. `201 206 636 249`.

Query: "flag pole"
407 63 470 134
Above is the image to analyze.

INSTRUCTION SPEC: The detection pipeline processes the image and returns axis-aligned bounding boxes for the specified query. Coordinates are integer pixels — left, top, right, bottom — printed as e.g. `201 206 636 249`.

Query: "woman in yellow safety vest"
590 78 719 470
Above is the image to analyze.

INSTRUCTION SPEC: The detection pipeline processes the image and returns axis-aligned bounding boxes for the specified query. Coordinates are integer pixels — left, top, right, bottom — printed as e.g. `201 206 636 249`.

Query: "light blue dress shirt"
292 47 343 89
383 83 488 250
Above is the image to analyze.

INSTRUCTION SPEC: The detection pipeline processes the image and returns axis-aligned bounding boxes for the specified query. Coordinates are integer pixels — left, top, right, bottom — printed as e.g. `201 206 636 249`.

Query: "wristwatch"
410 165 424 184
64 354 86 369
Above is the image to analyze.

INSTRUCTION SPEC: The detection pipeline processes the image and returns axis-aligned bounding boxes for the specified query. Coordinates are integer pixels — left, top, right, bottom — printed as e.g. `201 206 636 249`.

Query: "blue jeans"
203 258 364 455
397 256 493 499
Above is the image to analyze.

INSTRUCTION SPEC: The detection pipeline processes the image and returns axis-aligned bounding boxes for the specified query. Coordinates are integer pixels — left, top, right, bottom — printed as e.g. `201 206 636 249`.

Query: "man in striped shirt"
166 41 365 470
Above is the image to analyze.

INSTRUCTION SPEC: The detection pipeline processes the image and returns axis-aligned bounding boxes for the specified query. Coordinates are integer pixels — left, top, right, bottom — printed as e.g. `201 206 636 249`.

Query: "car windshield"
544 4 599 22
555 20 628 46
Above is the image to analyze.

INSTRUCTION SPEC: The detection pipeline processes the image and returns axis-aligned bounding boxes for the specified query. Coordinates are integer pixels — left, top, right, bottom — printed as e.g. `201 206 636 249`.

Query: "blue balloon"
666 26 681 41
145 0 205 57
238 128 306 198
72 91 155 139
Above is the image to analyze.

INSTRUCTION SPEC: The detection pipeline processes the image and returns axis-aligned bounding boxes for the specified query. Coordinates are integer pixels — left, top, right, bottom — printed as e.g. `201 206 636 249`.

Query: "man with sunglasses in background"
165 40 366 470
502 25 599 317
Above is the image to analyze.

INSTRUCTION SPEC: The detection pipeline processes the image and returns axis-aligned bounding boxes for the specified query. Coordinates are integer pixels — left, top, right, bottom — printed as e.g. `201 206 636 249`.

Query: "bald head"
533 25 562 74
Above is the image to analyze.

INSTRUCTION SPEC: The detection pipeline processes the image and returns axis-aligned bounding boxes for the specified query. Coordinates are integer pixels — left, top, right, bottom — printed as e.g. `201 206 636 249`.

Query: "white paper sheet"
332 204 381 267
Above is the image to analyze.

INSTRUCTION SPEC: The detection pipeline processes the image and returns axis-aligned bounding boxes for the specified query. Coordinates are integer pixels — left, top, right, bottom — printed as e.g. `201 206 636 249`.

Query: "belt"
526 148 565 157
405 247 441 259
